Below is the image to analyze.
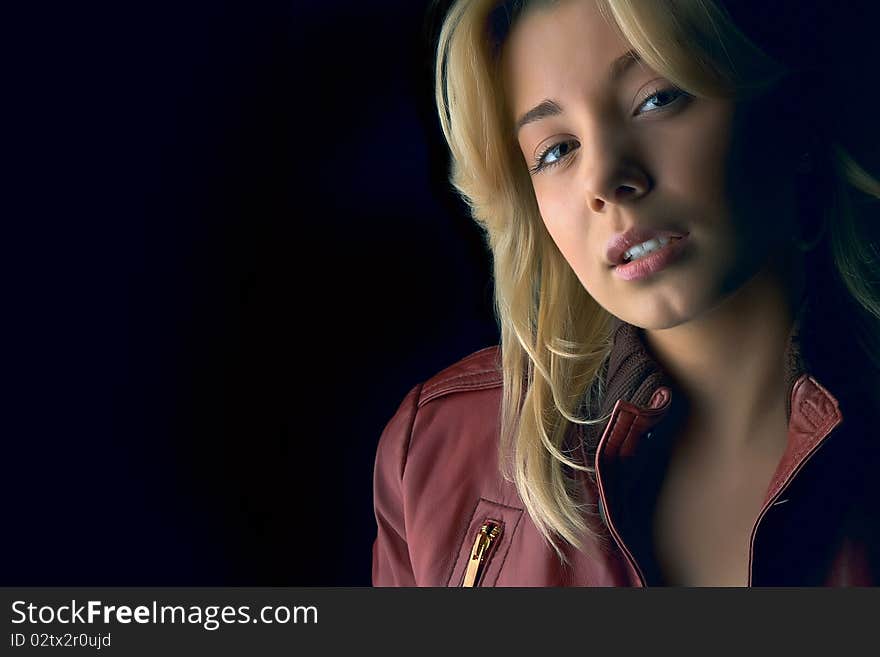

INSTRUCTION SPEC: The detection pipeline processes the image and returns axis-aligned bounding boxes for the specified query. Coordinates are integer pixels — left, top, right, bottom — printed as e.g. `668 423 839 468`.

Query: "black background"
7 0 496 585
7 1 879 587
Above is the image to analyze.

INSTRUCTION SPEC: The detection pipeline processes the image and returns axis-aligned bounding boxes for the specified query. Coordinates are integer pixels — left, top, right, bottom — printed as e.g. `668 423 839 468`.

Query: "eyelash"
528 86 688 175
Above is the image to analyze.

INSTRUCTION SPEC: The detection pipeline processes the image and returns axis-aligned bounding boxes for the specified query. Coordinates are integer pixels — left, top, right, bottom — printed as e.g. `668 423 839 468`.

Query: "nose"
588 165 651 212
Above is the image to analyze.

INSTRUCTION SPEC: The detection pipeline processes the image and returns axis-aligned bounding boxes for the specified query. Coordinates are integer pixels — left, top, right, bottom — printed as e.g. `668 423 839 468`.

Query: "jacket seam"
395 382 424 565
425 368 498 389
403 382 426 481
799 396 824 428
768 411 840 495
419 376 503 407
421 369 502 394
619 410 638 456
422 347 498 384
397 382 426 585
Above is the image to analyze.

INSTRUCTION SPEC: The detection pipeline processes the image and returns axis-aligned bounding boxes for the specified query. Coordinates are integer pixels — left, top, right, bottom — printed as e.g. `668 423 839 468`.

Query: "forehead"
501 0 639 116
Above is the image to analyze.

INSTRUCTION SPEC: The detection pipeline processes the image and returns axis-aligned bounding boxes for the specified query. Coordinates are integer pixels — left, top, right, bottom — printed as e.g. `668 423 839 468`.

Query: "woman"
372 0 880 586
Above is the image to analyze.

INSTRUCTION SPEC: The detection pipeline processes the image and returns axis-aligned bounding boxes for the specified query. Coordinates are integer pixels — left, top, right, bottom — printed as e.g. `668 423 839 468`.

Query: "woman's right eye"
529 139 580 175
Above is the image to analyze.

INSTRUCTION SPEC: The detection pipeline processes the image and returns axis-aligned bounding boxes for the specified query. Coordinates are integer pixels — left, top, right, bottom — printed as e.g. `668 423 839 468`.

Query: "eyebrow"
513 48 642 136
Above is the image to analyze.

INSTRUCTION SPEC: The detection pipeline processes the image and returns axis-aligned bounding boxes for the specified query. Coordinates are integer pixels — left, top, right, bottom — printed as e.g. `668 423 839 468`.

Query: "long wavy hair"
432 0 880 562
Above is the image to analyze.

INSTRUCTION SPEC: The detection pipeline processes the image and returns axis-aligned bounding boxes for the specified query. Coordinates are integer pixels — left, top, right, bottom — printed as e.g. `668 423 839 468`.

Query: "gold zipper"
461 520 502 587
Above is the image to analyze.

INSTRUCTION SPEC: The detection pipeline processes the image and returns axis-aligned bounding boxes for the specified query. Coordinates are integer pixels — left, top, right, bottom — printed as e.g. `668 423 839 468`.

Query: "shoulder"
373 346 526 585
374 345 506 488
418 345 502 407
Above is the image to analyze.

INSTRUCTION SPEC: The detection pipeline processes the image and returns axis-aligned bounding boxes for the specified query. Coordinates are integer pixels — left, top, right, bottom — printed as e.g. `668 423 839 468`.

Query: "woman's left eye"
636 86 687 115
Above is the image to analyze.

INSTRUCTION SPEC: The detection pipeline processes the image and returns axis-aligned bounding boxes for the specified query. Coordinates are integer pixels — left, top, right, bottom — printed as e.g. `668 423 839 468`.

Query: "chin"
628 313 693 331
605 289 709 331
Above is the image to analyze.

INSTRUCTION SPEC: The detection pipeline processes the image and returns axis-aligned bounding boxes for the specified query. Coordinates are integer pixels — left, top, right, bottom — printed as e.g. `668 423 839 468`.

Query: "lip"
611 234 690 281
605 227 689 267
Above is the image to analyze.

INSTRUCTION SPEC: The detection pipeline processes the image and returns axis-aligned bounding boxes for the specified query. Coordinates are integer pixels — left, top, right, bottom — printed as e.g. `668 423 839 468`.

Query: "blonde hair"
432 0 880 562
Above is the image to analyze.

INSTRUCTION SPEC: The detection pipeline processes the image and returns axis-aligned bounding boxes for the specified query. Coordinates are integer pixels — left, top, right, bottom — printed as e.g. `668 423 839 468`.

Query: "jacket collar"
574 288 874 587
598 294 810 426
581 291 870 520
578 292 833 469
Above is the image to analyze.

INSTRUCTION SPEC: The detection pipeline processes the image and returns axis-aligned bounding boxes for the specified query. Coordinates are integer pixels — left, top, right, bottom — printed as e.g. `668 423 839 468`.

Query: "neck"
641 248 805 452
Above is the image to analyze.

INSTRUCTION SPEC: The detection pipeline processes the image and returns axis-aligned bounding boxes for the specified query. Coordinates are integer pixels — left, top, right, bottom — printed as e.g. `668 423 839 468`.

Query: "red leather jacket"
372 306 880 586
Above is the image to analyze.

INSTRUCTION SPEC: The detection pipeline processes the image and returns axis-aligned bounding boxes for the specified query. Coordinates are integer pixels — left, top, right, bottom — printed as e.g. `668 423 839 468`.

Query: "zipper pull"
461 521 502 587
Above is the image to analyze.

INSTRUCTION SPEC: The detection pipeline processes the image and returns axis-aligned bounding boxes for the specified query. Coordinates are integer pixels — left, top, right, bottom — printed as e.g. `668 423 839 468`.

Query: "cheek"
536 194 571 249
537 198 607 292
537 195 586 261
660 101 784 257
662 100 735 215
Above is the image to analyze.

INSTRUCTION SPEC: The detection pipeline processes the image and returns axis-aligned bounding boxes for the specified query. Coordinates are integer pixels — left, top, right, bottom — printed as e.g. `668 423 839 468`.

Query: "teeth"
623 236 672 263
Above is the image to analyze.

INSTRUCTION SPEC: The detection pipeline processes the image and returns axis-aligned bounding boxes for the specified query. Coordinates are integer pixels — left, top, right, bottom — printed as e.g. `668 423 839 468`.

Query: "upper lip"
605 227 688 266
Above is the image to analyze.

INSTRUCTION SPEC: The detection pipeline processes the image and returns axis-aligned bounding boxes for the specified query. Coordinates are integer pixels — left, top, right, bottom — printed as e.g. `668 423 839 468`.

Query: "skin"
501 0 808 456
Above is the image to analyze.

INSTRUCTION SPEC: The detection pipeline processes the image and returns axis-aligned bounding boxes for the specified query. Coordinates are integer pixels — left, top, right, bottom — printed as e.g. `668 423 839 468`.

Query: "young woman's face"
501 0 801 329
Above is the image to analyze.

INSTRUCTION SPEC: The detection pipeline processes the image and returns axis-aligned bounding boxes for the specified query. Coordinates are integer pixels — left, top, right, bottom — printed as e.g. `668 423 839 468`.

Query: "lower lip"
612 234 690 281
